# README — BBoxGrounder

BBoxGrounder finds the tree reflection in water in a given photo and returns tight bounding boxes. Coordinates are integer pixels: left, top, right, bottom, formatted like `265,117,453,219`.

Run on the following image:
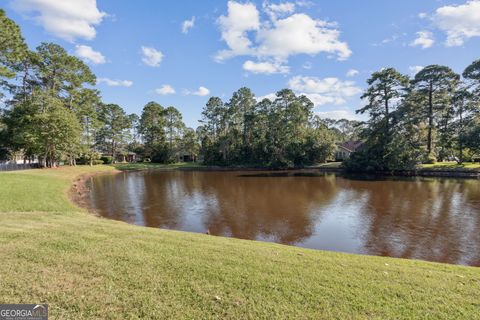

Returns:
88,171,480,266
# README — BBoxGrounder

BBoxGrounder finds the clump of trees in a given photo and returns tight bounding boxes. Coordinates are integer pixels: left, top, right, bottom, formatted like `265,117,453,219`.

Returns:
138,102,198,163
197,88,337,167
345,63,480,172
0,9,197,167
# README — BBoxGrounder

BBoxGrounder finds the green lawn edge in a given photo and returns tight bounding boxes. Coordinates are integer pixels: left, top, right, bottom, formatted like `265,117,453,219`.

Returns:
0,165,479,319
419,162,480,171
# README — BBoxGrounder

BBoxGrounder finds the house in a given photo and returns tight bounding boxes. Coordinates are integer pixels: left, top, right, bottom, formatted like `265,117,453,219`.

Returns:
335,141,364,161
102,152,138,163
2,151,39,165
180,154,198,162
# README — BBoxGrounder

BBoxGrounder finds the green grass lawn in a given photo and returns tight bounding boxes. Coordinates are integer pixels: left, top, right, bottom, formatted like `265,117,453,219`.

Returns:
420,162,480,171
0,165,479,319
311,162,343,169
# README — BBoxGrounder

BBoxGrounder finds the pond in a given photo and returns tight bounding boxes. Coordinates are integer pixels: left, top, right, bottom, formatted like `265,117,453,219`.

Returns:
87,170,480,266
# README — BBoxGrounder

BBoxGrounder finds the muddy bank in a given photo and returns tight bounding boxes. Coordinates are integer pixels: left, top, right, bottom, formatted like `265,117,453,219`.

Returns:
69,169,121,214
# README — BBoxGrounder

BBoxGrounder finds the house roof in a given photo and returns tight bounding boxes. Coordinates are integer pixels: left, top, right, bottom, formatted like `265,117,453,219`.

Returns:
339,141,364,152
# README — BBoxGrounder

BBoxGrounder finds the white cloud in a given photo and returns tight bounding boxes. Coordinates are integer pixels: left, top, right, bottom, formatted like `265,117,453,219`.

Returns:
215,1,260,62
346,69,359,77
243,60,289,74
75,45,106,64
302,94,346,106
256,92,277,101
155,85,176,95
409,65,424,76
184,86,210,96
11,0,106,41
182,16,195,34
289,76,361,96
374,33,406,46
215,1,351,67
141,46,163,67
263,2,296,20
410,31,435,49
302,61,312,69
316,109,359,120
418,12,428,19
256,13,351,61
98,78,133,87
255,92,346,106
288,75,362,107
432,0,480,46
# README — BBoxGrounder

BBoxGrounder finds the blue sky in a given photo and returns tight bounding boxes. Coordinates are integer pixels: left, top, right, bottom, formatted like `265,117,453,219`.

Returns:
3,0,480,127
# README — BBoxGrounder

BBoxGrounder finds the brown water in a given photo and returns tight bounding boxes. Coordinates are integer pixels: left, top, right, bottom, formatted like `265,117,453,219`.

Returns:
87,170,480,266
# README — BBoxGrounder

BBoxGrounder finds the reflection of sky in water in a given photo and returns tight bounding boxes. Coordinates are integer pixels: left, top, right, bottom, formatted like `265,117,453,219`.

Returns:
297,190,370,254
88,171,480,266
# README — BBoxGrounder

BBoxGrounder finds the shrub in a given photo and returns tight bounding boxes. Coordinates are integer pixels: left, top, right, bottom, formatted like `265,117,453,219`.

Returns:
422,154,437,164
75,157,87,165
151,146,172,163
92,160,104,165
100,156,113,164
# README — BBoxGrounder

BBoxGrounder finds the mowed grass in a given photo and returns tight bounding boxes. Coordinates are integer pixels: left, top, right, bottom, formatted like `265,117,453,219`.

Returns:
420,162,480,171
313,162,342,169
0,166,479,319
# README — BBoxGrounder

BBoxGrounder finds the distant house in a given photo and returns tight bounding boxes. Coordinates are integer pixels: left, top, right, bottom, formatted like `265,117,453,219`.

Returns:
180,154,197,162
335,141,364,161
3,152,39,165
103,152,138,163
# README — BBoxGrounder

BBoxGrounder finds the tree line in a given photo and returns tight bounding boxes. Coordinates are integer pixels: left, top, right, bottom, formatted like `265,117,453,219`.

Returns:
344,63,480,172
2,9,478,170
0,9,346,168
0,9,198,167
198,87,346,167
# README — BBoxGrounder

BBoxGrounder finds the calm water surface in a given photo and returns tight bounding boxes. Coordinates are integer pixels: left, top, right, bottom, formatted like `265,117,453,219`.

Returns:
87,170,480,266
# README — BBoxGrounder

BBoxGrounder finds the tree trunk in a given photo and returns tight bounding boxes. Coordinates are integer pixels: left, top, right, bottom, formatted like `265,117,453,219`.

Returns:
427,82,434,155
458,105,464,164
384,88,390,137
111,140,116,164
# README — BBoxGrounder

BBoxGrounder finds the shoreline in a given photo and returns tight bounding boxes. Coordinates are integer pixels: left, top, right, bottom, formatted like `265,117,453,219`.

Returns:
128,163,480,178
69,168,122,215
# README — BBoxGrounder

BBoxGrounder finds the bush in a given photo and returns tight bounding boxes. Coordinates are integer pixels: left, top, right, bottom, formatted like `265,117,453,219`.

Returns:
343,134,419,172
75,157,87,165
92,160,104,165
151,146,172,163
100,156,113,164
422,154,437,164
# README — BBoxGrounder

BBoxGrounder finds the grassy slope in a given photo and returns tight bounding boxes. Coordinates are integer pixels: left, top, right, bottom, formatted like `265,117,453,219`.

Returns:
0,166,479,319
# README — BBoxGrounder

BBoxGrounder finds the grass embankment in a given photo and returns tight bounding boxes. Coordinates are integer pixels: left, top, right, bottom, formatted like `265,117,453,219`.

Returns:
0,165,479,319
420,162,480,171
